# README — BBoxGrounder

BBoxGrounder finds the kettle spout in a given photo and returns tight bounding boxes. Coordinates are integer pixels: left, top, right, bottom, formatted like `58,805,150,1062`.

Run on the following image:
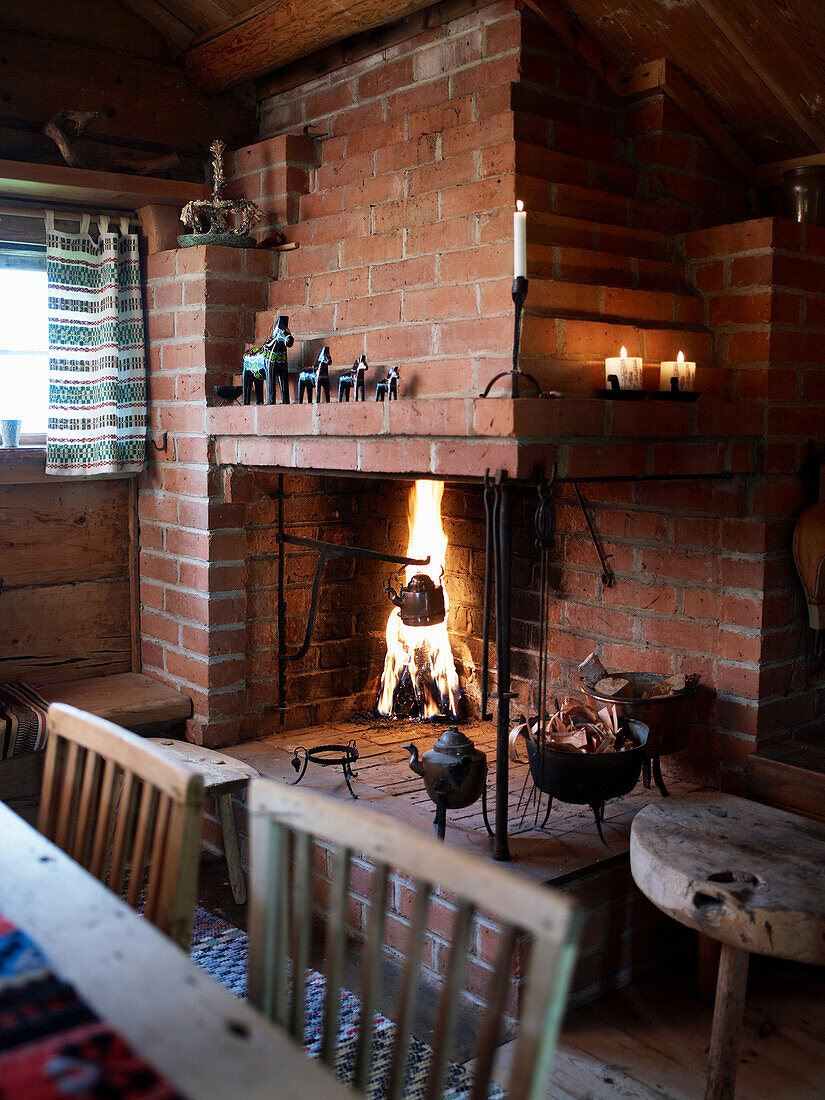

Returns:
403,742,424,776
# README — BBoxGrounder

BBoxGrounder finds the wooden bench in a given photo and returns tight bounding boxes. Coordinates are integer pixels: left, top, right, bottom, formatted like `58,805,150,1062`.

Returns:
0,673,192,815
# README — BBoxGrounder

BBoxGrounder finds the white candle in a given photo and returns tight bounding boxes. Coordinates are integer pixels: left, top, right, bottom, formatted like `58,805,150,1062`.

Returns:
604,345,643,390
513,200,527,278
659,350,696,391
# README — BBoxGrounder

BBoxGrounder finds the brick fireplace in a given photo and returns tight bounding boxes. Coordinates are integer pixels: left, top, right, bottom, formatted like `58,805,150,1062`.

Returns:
138,0,823,799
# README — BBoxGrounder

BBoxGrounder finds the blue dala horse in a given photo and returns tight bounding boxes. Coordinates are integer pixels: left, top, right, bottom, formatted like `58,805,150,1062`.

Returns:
243,315,293,404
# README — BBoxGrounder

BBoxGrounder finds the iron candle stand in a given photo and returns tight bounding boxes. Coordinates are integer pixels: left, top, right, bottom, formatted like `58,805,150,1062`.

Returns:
511,275,528,397
480,276,541,399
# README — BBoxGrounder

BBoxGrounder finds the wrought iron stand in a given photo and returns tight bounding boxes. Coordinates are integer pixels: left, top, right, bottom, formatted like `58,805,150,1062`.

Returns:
291,740,360,798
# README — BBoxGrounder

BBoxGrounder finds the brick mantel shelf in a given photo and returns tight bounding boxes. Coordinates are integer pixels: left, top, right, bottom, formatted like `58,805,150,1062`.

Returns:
206,396,757,485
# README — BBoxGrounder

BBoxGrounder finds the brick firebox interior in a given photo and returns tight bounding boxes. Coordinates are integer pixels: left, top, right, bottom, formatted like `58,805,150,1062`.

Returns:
141,0,823,797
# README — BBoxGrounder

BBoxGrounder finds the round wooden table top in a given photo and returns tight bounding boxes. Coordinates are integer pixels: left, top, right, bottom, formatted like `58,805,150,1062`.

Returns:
630,792,825,964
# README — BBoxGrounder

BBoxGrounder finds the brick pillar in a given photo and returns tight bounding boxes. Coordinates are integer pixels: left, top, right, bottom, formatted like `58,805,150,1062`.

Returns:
685,217,822,778
141,245,275,746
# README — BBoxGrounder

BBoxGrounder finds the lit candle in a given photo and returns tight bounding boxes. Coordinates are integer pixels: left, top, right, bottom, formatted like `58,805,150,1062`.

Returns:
659,350,696,391
604,345,643,390
513,200,527,278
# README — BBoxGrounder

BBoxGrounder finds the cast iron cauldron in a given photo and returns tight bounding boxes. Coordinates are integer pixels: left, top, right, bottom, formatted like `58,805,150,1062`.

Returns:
385,570,446,627
581,672,697,759
526,719,649,841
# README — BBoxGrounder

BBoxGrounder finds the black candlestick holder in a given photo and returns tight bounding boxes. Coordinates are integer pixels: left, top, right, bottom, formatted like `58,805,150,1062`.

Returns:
480,276,542,399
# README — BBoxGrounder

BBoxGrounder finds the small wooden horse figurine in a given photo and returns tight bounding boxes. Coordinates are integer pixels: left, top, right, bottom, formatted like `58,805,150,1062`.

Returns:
243,315,293,405
298,346,331,403
338,355,368,402
375,365,400,401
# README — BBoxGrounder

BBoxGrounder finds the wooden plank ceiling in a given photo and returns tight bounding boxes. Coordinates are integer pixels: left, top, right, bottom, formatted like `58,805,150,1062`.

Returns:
125,0,825,164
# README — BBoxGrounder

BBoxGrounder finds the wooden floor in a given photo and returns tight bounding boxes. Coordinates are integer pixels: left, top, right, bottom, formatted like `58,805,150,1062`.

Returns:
542,955,825,1099
200,853,825,1100
223,719,825,1096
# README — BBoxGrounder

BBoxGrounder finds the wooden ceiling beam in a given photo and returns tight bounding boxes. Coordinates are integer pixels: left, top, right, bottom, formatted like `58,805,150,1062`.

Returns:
183,0,443,92
694,0,825,152
117,0,196,52
522,0,623,95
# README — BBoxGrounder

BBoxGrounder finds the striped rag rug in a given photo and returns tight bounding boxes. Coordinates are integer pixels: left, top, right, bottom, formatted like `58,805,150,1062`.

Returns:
0,683,49,760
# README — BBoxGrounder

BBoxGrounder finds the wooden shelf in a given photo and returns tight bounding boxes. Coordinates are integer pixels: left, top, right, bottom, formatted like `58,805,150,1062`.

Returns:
0,159,207,211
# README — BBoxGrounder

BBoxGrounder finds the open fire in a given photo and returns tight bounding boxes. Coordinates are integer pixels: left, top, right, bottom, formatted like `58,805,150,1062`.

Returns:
376,480,460,719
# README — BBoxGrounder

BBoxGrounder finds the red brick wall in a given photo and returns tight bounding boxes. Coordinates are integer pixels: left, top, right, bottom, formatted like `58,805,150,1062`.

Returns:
685,218,825,761
140,246,275,746
245,0,522,397
137,2,823,781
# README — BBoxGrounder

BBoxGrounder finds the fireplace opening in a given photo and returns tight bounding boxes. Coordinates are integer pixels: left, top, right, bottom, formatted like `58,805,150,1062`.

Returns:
377,480,461,722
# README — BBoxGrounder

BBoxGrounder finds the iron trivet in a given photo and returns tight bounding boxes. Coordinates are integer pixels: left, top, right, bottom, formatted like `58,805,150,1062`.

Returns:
291,739,359,799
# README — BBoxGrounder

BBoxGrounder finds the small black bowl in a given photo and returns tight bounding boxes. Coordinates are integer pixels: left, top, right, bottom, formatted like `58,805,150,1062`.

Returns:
214,385,243,404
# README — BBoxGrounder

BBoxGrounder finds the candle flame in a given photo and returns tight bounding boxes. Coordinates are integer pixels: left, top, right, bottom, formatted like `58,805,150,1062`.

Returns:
620,346,628,358
677,350,685,362
516,199,524,212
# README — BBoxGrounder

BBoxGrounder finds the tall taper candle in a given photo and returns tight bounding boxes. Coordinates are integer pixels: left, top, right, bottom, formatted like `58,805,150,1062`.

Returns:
514,200,527,278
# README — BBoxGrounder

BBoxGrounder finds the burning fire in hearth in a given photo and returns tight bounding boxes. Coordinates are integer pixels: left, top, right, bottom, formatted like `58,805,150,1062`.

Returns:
377,480,460,719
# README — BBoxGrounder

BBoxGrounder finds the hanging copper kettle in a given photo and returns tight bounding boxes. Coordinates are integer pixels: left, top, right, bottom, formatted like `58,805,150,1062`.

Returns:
384,567,446,627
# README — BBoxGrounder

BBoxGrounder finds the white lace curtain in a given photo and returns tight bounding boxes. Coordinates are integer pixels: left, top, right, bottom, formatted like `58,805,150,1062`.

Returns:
45,211,146,476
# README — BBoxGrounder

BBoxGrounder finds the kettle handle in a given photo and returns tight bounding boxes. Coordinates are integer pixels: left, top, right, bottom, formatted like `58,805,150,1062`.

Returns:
384,568,403,607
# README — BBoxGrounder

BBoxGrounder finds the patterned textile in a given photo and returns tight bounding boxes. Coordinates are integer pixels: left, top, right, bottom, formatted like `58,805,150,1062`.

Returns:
0,912,184,1099
0,682,49,760
190,907,504,1099
45,211,146,476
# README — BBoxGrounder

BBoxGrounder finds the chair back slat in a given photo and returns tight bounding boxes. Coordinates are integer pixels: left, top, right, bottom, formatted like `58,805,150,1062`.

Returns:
469,925,517,1100
246,779,580,1099
289,830,312,1042
143,793,172,925
353,861,389,1092
39,704,204,949
505,935,579,1100
106,770,137,895
89,757,119,879
425,899,474,1100
54,740,81,849
321,844,352,1067
72,749,103,866
248,818,290,1022
387,879,430,1100
127,783,158,910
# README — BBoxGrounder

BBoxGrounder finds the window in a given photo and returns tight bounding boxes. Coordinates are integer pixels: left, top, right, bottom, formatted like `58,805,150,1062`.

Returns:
0,265,49,438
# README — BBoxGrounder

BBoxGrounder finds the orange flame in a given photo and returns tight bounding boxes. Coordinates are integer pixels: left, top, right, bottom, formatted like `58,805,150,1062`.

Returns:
377,480,460,718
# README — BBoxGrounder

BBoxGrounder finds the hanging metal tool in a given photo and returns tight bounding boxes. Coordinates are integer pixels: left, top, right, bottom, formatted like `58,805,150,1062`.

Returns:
572,481,615,587
525,469,557,832
273,503,429,717
480,470,516,860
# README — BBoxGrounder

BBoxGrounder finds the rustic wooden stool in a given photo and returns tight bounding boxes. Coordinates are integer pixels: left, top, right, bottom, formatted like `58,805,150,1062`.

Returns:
149,739,259,906
631,792,825,1100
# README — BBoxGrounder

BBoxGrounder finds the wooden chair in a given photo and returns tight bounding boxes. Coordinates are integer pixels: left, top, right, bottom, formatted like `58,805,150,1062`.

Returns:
246,778,581,1100
38,703,205,949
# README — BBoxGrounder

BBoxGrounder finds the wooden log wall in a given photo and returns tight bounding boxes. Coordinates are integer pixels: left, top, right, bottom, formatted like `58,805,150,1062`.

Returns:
0,0,255,181
0,480,133,685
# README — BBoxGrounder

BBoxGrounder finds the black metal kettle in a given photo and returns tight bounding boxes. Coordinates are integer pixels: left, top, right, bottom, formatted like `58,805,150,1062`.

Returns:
384,568,446,627
404,727,489,839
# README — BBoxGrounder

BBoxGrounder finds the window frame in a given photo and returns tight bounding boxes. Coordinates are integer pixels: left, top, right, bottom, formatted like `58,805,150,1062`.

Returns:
0,245,49,446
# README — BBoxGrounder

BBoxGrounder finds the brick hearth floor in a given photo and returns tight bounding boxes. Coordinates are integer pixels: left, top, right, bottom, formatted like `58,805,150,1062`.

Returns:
224,715,702,882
